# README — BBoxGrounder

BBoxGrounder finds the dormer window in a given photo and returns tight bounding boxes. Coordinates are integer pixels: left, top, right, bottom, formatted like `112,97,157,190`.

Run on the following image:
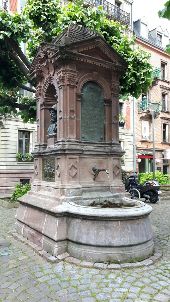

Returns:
157,33,162,46
115,0,121,8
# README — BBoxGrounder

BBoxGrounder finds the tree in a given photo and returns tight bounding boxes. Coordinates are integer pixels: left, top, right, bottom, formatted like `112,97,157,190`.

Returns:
158,0,170,54
0,0,153,122
158,0,170,20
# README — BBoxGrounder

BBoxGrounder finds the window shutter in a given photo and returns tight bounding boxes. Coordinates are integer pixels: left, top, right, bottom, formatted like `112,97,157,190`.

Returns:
142,121,149,139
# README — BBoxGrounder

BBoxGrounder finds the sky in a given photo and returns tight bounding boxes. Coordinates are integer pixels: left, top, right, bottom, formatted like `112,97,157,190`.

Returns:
133,0,170,32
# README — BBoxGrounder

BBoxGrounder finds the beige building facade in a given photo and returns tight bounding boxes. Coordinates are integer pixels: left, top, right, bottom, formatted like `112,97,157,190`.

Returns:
0,118,36,197
135,36,170,174
119,20,170,175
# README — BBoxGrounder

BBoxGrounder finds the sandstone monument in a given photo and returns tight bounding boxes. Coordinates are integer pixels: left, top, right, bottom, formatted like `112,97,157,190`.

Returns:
16,24,154,263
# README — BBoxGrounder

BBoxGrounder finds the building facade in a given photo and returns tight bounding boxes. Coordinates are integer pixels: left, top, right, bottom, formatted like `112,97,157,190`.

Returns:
0,118,36,197
0,0,36,197
119,20,170,175
131,20,170,174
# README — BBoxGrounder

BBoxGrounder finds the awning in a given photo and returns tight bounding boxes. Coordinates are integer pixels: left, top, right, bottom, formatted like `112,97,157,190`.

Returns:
138,155,153,159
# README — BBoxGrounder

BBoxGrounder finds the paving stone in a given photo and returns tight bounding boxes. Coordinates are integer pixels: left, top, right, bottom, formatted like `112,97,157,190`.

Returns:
81,298,96,302
0,239,11,247
154,293,170,301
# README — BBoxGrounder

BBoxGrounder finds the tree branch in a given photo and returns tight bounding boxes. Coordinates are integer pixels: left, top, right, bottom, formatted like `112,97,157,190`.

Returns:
17,83,36,93
5,36,31,68
9,51,31,82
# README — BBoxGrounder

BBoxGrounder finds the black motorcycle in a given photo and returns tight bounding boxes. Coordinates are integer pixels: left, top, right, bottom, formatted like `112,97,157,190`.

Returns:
125,174,160,203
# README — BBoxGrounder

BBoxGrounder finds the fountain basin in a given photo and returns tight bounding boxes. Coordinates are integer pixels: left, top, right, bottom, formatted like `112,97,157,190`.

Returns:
16,199,154,263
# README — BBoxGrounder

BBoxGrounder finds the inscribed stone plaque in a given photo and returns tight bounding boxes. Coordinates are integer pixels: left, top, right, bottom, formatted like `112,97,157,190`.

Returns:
81,81,104,142
42,157,55,182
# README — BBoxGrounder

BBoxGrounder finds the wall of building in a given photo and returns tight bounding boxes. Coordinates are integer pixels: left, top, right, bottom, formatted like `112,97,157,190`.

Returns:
0,118,37,197
135,38,170,174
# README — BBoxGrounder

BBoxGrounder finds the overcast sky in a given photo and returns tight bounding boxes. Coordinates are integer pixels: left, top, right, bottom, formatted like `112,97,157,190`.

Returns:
133,0,170,32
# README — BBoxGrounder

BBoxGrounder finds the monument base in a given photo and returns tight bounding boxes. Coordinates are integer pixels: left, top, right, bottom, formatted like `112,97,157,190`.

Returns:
16,198,154,263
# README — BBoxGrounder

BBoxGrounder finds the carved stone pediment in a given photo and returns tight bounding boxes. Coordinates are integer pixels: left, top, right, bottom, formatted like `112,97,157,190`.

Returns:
68,38,125,67
30,24,127,78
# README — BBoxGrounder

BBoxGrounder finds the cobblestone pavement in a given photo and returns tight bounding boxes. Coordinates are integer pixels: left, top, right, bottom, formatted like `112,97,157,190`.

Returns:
0,198,170,302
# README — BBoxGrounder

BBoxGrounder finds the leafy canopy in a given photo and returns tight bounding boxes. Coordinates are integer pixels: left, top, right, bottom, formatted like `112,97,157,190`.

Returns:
159,0,170,54
158,0,170,20
0,0,153,121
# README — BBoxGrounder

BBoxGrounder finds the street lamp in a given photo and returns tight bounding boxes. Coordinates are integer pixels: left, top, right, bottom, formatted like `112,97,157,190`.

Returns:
148,102,161,179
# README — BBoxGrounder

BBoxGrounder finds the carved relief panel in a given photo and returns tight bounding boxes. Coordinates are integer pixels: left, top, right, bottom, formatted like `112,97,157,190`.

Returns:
81,81,104,142
42,157,55,182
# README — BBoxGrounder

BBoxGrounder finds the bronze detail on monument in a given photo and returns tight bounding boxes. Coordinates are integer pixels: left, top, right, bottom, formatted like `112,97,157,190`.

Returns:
47,104,57,136
42,157,55,181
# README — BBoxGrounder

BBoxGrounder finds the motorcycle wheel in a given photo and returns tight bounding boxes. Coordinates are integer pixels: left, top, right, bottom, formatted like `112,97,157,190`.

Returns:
129,188,140,199
149,191,159,203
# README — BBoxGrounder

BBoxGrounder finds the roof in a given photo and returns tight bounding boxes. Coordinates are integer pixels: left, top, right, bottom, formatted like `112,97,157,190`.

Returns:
52,23,100,47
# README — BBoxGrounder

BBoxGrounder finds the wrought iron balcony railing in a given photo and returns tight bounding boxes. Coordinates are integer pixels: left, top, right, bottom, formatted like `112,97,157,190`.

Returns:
138,97,149,112
62,0,130,26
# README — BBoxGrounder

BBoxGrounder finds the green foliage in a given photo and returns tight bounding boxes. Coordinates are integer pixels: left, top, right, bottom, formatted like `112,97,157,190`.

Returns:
0,85,36,122
25,0,152,97
16,152,33,162
0,42,25,88
158,0,170,20
11,183,31,202
0,9,30,41
0,0,153,121
138,172,170,185
166,44,170,54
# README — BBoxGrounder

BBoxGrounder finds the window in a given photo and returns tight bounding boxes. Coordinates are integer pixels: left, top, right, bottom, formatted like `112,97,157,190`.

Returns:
141,120,150,140
162,93,168,112
162,124,169,142
115,0,121,20
20,179,30,185
157,33,162,46
161,62,167,81
18,130,31,155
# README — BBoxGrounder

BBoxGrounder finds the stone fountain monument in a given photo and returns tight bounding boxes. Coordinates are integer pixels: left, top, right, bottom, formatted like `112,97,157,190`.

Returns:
16,24,154,263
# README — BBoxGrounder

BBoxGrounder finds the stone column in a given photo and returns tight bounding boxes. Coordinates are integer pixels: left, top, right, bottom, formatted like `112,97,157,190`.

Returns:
57,68,77,140
111,82,120,143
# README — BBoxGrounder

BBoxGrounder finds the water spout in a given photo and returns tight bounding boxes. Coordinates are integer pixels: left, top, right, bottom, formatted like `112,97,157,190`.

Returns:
92,167,109,180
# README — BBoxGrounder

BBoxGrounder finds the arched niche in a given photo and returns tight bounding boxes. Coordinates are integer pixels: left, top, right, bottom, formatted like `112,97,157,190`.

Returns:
81,81,104,142
41,83,58,144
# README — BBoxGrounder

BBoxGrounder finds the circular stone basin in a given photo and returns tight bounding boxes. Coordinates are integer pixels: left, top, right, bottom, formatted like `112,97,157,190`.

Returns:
64,201,154,263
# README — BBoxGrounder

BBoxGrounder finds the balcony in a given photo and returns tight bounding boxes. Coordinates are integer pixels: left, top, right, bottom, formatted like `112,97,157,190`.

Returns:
62,0,131,26
138,97,149,113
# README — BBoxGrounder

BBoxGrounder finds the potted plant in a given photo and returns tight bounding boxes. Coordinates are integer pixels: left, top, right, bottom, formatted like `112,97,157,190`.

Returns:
16,152,33,162
16,152,23,162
